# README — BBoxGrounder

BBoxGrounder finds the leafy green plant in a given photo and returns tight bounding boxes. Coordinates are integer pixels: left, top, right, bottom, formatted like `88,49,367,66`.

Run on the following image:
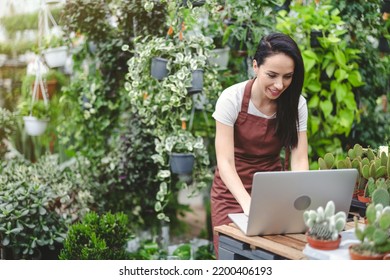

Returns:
0,154,94,259
332,0,390,149
17,100,50,120
59,211,133,260
276,1,364,160
221,0,278,57
123,2,221,223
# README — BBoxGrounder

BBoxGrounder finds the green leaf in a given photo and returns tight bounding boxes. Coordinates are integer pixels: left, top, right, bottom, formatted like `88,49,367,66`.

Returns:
325,63,336,77
308,95,319,108
319,100,333,116
335,83,347,102
348,70,364,87
334,49,346,66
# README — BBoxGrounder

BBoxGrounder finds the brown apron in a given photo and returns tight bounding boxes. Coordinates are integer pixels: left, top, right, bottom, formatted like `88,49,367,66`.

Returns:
211,78,289,257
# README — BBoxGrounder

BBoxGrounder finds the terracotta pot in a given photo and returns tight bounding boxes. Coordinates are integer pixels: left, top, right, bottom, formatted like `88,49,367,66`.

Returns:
32,80,57,100
349,244,387,260
357,194,371,203
353,189,364,199
306,233,341,250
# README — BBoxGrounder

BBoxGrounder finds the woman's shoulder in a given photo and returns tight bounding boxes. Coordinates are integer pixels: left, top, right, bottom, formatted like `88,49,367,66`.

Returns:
219,80,248,100
298,95,307,107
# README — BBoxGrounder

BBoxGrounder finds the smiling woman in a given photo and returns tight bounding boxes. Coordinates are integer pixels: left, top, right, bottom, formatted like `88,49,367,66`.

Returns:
210,32,309,258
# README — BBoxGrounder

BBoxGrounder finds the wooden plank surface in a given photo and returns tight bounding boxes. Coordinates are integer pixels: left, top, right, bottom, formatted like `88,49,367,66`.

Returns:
214,221,358,260
214,224,306,260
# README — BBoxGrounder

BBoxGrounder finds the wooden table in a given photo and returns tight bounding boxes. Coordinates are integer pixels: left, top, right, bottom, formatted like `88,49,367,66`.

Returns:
214,221,356,260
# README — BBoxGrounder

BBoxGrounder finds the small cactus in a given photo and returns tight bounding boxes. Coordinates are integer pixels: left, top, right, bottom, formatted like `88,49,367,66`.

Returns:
303,201,346,241
354,204,390,254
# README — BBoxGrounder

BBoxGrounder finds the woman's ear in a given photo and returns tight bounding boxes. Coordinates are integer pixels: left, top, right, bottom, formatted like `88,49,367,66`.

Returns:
252,59,258,75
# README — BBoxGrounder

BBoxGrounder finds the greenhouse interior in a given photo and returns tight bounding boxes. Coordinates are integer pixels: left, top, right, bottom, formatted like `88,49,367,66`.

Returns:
0,0,389,260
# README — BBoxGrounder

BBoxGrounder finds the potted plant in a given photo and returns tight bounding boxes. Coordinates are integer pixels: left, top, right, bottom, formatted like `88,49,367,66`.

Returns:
165,129,203,175
202,10,230,70
318,144,390,203
41,34,69,68
349,203,390,260
123,1,221,223
303,200,347,250
18,100,50,136
151,56,169,80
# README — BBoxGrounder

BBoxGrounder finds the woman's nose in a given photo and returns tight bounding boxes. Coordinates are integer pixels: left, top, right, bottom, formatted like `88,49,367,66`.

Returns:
274,79,283,90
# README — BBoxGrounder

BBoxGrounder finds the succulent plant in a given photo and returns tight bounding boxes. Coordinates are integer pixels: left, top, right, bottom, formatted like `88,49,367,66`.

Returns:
353,204,390,255
303,201,347,241
318,144,390,200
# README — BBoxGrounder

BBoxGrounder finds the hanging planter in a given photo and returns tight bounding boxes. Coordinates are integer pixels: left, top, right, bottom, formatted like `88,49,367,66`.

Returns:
42,46,68,68
23,116,49,136
208,47,230,70
187,69,204,94
20,58,51,136
169,153,195,175
151,57,169,80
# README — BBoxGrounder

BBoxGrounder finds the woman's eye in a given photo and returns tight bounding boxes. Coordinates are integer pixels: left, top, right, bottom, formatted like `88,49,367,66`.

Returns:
267,74,276,78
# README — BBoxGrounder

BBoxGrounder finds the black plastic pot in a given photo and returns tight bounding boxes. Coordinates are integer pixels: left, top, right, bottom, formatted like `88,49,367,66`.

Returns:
378,36,390,53
151,57,169,80
169,153,195,175
310,30,323,48
187,69,204,95
182,0,205,7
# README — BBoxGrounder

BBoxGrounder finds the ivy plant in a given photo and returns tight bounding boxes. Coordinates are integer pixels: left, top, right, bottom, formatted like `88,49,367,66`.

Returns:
123,1,222,222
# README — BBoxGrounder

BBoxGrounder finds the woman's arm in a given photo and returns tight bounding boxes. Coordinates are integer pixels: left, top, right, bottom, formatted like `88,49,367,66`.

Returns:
290,130,309,170
215,121,251,215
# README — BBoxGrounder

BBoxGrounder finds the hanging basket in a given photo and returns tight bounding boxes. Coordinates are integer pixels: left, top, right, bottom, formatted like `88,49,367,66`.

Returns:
23,116,49,136
42,46,68,68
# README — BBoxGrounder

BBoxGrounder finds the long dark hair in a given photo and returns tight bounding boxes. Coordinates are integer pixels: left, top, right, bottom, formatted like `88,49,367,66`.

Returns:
253,32,304,148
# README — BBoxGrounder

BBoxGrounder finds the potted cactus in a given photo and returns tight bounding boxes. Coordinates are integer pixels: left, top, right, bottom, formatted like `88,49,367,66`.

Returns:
349,203,390,260
303,201,347,250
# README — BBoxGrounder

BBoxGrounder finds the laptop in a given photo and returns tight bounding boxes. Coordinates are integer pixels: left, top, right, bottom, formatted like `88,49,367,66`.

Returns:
228,169,358,236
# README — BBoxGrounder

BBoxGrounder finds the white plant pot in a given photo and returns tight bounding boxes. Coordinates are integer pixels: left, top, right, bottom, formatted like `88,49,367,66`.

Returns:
208,47,230,70
23,116,49,136
42,46,68,68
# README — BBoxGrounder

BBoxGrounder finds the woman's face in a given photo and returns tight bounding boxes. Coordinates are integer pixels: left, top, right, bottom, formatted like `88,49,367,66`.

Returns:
253,53,295,100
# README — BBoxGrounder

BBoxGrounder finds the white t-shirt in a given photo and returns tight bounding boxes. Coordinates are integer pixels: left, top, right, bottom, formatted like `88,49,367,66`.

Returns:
212,80,307,131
